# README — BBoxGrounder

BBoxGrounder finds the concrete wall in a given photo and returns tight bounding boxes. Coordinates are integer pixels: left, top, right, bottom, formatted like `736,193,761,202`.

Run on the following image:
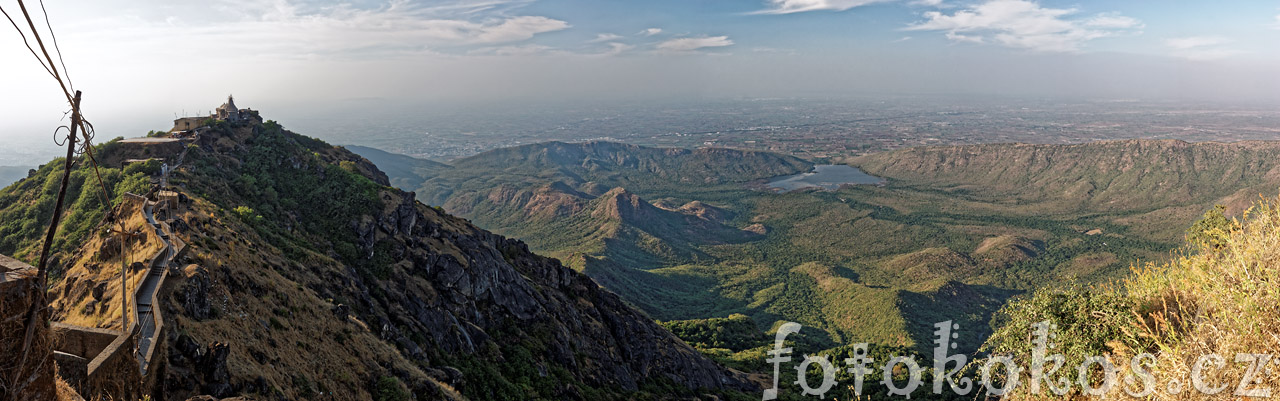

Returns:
171,117,207,132
53,351,89,392
81,331,143,401
50,322,120,393
50,321,142,400
51,323,119,359
42,195,180,400
140,269,168,365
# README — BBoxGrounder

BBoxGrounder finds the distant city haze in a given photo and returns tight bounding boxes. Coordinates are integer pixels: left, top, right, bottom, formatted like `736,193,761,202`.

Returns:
2,0,1279,165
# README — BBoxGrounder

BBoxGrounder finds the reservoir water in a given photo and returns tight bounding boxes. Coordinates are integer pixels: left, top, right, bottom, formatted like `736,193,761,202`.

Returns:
767,164,884,193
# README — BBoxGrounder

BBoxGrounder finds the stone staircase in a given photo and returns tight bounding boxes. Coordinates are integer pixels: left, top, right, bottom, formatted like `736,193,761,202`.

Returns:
45,143,191,399
132,200,173,375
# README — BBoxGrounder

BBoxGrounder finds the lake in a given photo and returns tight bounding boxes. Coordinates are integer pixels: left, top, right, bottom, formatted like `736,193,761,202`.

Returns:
766,164,884,193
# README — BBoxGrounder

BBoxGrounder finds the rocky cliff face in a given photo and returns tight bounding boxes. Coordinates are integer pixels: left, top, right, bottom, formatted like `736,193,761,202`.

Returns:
13,117,758,400
150,118,754,399
345,190,750,394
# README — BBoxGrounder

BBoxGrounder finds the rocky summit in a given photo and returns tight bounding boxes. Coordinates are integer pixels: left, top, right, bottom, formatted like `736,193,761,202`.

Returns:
3,114,754,400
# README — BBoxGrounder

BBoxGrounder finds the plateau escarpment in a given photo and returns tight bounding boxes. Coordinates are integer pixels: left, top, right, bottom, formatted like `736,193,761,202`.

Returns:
849,139,1280,217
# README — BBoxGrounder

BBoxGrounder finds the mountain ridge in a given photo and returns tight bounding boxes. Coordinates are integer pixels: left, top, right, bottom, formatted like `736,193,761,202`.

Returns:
6,117,757,400
343,137,1276,397
848,139,1280,214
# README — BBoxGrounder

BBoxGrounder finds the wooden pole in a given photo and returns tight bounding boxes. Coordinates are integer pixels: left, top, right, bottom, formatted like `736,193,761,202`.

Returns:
12,90,80,395
35,91,78,281
34,90,79,292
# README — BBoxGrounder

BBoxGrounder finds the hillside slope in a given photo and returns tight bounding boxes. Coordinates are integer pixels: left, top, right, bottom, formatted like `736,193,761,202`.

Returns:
452,141,811,184
407,140,813,207
344,138,1280,400
849,139,1280,215
343,145,450,192
9,117,754,400
353,139,1185,351
982,195,1280,400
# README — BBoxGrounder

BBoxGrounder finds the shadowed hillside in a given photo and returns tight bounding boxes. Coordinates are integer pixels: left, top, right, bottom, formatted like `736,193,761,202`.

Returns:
408,141,813,206
342,145,450,192
348,137,1280,400
352,139,1214,359
5,117,759,400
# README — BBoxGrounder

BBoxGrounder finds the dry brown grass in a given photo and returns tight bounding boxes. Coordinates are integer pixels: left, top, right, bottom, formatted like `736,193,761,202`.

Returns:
1002,194,1280,400
55,374,86,401
42,192,464,400
151,197,458,400
51,196,162,330
1111,195,1280,400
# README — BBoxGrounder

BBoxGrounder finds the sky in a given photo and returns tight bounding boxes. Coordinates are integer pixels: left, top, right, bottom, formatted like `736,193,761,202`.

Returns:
2,0,1279,161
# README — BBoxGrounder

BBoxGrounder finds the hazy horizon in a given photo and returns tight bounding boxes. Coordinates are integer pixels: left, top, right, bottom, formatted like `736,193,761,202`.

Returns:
3,0,1280,164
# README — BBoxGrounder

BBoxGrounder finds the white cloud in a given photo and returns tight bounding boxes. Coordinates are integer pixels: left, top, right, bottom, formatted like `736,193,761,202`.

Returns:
472,41,635,58
467,44,557,57
655,36,734,52
905,0,1140,52
1164,36,1241,61
1171,48,1243,61
588,33,624,43
466,16,571,43
639,28,663,36
945,31,983,43
753,0,888,14
910,0,946,7
750,47,797,55
1164,36,1229,50
63,0,570,61
1084,13,1142,29
1272,13,1280,29
595,42,634,57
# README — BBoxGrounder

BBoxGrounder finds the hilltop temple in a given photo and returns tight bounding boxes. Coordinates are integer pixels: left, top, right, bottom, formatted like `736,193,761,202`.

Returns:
215,95,244,123
171,95,256,132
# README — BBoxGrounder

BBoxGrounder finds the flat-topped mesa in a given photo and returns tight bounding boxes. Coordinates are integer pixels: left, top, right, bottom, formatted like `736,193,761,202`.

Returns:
850,139,1280,213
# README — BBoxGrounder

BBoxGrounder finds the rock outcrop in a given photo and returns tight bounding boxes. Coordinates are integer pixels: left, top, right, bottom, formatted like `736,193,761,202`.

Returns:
147,117,754,399
178,266,212,321
344,189,752,393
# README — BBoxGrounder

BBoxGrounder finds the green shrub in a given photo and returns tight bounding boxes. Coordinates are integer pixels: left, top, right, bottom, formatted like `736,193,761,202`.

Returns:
1185,204,1239,251
0,151,152,267
980,284,1145,392
659,313,762,351
123,159,163,176
232,205,263,225
373,376,409,401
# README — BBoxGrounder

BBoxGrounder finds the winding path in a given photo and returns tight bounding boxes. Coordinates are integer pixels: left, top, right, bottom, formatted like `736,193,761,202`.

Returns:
132,151,184,375
133,201,170,373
